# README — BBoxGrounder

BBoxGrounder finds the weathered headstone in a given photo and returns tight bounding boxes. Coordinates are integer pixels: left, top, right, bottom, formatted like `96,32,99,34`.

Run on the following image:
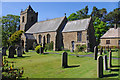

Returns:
103,55,108,70
97,56,103,78
62,52,68,68
109,50,112,68
8,46,15,58
100,47,103,55
94,46,98,60
17,46,23,57
2,47,7,56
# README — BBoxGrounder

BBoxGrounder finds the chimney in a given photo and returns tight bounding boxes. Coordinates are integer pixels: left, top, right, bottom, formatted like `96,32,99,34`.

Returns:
114,24,117,29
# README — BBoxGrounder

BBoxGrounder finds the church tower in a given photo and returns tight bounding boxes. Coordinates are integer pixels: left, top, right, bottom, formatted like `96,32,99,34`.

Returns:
20,5,38,32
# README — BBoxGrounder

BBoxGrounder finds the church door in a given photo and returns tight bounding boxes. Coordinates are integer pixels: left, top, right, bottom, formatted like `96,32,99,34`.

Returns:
71,41,74,51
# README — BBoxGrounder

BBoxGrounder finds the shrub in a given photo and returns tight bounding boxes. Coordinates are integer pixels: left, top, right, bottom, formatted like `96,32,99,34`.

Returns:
97,45,101,49
8,30,24,45
45,41,53,51
2,57,24,79
75,44,86,52
35,45,42,53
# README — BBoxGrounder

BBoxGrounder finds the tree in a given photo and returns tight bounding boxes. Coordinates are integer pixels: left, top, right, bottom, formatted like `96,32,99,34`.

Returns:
104,8,120,27
2,14,20,47
91,6,107,21
68,13,79,21
68,6,90,21
8,30,24,45
93,17,109,44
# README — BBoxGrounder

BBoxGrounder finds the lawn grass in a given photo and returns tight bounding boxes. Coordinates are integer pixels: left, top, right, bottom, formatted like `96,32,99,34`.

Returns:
3,51,120,78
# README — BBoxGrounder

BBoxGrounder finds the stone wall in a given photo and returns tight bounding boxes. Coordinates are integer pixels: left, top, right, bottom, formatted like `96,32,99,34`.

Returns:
34,32,57,50
63,30,87,50
100,38,120,48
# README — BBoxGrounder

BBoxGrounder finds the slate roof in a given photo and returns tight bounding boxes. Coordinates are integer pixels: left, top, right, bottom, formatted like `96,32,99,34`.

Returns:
62,17,91,32
101,28,120,39
26,16,66,33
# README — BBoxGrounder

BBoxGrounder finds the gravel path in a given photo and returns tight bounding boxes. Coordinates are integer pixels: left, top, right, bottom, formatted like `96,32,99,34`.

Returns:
44,52,120,60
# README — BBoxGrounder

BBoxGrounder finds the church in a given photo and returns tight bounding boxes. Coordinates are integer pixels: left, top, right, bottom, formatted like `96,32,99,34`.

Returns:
20,5,96,52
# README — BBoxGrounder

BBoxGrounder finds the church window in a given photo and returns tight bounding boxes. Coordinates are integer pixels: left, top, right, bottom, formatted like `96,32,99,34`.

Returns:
118,40,120,46
39,35,41,43
47,34,50,43
77,32,82,42
106,40,110,44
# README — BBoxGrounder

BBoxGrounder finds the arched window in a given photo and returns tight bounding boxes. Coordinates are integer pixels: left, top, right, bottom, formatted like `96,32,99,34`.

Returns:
22,16,24,22
47,34,50,43
39,35,41,43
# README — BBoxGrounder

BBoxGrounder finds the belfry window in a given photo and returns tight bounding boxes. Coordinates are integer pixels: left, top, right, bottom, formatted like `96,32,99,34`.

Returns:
22,16,24,22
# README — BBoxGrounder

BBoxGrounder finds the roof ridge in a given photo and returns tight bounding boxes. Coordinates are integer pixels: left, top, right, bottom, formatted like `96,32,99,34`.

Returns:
37,16,65,23
68,17,91,22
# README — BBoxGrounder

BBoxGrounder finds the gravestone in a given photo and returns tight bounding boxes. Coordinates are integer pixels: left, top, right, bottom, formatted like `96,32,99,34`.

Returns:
8,46,15,58
97,56,103,78
103,55,108,70
62,52,68,68
2,47,7,56
100,47,103,55
109,50,112,68
17,46,23,57
94,46,98,60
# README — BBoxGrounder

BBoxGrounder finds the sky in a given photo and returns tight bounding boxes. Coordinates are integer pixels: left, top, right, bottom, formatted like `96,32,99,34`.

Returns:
2,2,119,21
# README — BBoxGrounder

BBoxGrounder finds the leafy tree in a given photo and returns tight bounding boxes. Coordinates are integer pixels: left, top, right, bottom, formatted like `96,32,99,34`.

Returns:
104,8,120,27
68,13,79,21
91,6,107,21
93,17,109,44
8,30,24,45
2,14,20,47
68,6,90,21
76,6,90,19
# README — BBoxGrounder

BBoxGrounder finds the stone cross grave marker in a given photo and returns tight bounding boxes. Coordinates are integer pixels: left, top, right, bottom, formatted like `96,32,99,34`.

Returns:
8,46,15,58
97,56,103,78
2,47,7,56
94,46,98,60
103,55,108,70
62,52,68,68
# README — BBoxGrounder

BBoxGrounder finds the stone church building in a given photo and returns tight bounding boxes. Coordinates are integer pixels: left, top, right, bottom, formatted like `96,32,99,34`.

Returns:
20,5,96,52
100,25,120,48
